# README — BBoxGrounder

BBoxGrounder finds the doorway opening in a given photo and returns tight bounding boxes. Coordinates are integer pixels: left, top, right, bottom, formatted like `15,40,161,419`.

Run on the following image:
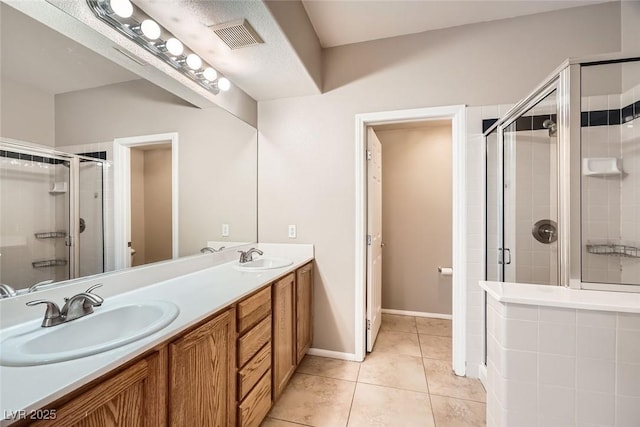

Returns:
130,143,173,266
113,133,179,270
355,105,467,376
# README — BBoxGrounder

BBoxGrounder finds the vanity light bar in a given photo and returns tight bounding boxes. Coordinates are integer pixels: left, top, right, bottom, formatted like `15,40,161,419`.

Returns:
86,0,231,95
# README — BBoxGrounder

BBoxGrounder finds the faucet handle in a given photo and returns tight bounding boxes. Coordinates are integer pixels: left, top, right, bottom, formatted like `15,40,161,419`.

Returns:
26,299,62,319
83,284,104,306
85,283,103,294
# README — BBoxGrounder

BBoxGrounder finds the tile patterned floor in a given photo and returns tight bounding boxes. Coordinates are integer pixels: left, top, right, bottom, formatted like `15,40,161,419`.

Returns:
263,313,486,427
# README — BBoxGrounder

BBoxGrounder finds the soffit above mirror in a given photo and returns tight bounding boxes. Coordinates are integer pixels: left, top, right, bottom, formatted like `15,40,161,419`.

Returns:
1,3,140,95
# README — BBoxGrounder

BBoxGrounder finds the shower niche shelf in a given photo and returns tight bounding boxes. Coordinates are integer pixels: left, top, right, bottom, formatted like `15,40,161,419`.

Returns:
582,158,622,176
586,244,639,258
34,231,67,239
32,259,68,268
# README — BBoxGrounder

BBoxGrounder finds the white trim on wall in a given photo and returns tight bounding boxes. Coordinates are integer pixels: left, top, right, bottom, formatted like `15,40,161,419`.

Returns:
381,308,453,320
113,132,179,270
354,105,467,376
307,348,359,361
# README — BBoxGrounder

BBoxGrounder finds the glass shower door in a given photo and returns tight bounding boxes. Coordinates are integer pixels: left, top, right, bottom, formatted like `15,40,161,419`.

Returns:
0,148,71,289
78,158,105,277
502,89,559,285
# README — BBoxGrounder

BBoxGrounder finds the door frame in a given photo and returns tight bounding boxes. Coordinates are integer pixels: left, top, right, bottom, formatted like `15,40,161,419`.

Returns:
354,105,467,376
113,132,179,270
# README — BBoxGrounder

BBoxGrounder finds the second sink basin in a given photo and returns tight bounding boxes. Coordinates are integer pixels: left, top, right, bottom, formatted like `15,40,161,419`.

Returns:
235,257,293,271
0,301,179,367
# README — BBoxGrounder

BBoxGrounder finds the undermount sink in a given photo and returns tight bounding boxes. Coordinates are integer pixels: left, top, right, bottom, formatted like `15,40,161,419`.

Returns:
0,301,179,367
234,257,293,271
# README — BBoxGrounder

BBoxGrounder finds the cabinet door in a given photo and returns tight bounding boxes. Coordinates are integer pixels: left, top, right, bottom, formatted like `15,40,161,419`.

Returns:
169,308,236,427
296,263,314,364
272,273,296,400
31,351,167,427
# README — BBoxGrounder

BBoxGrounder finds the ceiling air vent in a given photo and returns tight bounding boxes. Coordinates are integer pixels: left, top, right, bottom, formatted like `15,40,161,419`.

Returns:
209,19,264,50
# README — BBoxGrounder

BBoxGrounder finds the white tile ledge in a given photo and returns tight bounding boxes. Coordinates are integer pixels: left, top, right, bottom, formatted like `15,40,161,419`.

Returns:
480,281,640,313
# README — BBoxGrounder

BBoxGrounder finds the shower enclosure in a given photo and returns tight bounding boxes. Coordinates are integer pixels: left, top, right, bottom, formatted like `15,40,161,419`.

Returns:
485,56,640,291
0,139,105,291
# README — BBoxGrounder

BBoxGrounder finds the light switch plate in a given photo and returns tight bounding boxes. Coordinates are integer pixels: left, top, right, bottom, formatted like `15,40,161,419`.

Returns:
288,224,297,239
222,224,230,237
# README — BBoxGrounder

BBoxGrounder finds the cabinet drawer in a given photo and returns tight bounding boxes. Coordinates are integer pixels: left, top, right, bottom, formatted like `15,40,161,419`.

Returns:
238,370,271,427
237,287,271,335
238,343,271,400
238,315,271,367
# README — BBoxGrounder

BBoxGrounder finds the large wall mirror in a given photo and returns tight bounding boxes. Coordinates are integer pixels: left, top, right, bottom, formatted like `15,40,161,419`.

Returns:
0,1,257,294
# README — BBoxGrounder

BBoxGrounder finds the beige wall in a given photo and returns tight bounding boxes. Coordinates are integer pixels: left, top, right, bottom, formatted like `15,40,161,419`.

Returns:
130,147,172,266
55,79,257,257
376,125,452,315
0,77,55,146
622,1,640,55
143,148,172,264
130,149,146,266
258,3,622,355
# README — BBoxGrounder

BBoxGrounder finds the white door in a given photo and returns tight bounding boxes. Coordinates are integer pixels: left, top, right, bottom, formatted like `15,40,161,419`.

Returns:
366,128,383,352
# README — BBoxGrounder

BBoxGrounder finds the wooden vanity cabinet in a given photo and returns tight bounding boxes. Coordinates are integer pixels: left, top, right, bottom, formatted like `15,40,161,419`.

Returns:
169,308,236,427
30,349,167,427
235,286,272,427
272,273,297,401
25,262,314,427
295,262,314,364
272,263,314,401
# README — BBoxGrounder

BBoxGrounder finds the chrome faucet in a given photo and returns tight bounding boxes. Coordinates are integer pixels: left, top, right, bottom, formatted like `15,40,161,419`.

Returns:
238,248,263,263
26,284,104,327
0,283,16,299
28,279,55,293
201,246,225,254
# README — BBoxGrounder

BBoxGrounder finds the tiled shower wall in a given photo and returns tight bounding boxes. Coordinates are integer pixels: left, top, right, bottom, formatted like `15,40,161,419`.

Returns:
0,157,69,288
582,79,640,286
619,81,640,285
512,127,558,286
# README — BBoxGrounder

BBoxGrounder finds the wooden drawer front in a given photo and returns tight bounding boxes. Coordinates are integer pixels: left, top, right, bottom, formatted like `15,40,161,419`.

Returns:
237,287,271,335
237,343,271,400
238,315,271,367
238,371,271,427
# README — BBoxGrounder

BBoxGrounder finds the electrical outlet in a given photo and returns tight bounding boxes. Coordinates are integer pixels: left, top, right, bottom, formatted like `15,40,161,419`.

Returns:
288,224,297,239
222,224,230,237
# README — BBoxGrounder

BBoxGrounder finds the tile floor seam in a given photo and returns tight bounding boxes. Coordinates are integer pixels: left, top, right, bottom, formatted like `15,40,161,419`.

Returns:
355,379,430,394
265,416,315,427
344,376,359,427
293,371,356,383
428,391,487,404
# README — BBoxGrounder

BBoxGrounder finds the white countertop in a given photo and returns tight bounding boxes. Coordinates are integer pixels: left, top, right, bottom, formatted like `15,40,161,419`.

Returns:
0,244,313,425
480,280,640,313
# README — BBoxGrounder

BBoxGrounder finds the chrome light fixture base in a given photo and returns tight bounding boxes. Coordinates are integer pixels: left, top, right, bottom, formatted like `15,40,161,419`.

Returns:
87,0,228,95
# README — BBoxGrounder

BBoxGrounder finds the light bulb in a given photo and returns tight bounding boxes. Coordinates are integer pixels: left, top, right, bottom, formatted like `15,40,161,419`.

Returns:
141,19,161,40
186,53,202,70
110,0,133,18
217,77,231,91
202,67,217,81
165,38,183,56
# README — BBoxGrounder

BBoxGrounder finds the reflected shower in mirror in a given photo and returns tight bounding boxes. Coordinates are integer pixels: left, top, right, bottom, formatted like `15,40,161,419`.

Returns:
0,3,257,295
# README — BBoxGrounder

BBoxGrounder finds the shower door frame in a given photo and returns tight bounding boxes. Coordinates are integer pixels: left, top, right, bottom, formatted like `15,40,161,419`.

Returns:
483,68,571,286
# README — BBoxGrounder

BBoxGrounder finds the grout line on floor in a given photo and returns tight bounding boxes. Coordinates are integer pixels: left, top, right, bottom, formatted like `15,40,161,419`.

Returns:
429,392,487,404
344,377,358,427
355,379,429,394
266,415,315,426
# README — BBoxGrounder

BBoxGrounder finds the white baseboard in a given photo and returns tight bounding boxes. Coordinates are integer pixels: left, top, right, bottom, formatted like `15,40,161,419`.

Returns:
382,308,452,320
478,363,487,387
307,348,360,362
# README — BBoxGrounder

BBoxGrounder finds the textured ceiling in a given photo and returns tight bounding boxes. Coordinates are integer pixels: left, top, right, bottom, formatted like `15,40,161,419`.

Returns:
0,3,139,95
134,0,322,101
302,0,613,48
